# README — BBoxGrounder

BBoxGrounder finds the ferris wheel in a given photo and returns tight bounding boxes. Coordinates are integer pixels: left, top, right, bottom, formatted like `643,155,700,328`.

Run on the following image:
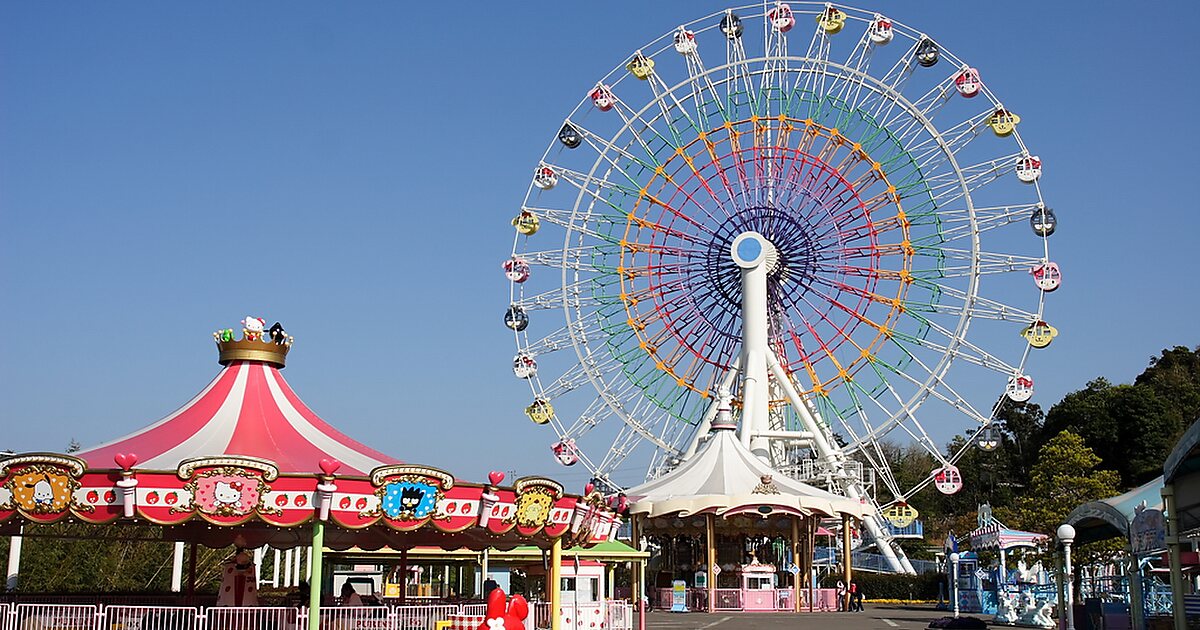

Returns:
503,2,1057,554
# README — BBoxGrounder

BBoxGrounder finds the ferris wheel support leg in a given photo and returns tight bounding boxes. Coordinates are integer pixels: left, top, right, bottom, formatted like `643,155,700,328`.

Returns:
764,350,915,575
683,365,741,461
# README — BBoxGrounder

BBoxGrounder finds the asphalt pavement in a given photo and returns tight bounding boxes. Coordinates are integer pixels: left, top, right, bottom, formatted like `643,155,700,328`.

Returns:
643,604,955,629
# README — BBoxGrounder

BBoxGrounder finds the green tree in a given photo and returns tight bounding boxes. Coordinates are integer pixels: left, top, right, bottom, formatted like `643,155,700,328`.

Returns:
1001,430,1120,536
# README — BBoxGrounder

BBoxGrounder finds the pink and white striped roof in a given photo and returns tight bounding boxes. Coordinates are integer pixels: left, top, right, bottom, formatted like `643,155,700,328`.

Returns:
76,361,397,476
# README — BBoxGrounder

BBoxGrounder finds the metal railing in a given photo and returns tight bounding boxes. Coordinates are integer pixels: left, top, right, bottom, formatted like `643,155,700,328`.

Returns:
0,600,634,630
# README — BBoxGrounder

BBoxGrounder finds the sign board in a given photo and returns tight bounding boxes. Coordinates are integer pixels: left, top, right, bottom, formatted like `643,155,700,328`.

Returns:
384,583,400,598
712,565,722,575
1130,508,1165,555
671,580,688,613
693,571,707,588
787,564,800,575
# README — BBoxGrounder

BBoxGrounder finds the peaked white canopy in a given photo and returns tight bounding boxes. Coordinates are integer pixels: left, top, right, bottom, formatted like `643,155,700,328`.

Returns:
625,424,869,520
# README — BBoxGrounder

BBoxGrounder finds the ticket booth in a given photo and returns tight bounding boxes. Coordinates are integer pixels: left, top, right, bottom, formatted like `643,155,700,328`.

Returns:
738,561,778,611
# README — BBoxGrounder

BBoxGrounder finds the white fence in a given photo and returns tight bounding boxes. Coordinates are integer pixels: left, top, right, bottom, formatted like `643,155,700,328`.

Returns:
0,600,632,630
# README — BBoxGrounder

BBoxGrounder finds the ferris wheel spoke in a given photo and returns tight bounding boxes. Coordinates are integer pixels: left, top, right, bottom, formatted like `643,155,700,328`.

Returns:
891,318,1019,376
518,245,618,274
907,283,1041,323
514,280,610,312
876,79,958,151
914,248,1046,278
919,156,1012,206
917,202,1041,244
679,45,730,127
523,206,624,243
643,73,704,148
760,13,790,120
901,111,994,173
519,320,604,359
548,162,642,198
723,21,759,120
853,40,921,123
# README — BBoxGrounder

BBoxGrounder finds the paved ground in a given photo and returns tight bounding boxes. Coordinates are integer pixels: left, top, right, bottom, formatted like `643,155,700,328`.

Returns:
642,604,953,629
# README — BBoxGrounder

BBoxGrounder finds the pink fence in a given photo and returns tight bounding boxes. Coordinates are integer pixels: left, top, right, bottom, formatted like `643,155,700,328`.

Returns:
0,600,633,629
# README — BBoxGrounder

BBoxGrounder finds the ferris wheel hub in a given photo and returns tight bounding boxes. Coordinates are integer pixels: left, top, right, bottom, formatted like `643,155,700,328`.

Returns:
730,231,780,272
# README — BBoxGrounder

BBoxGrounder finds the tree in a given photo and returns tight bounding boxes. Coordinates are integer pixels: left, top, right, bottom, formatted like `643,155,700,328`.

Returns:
1045,379,1178,487
1000,430,1120,536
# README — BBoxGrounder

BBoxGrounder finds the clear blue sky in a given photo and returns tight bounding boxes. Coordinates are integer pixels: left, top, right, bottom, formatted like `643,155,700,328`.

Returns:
3,1,1198,492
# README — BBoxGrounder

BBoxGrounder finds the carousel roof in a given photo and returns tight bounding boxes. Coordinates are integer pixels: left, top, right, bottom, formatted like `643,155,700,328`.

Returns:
75,355,395,476
625,417,869,520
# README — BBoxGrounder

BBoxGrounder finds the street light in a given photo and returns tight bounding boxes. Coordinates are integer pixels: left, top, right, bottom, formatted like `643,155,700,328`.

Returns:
1056,524,1076,630
949,552,960,618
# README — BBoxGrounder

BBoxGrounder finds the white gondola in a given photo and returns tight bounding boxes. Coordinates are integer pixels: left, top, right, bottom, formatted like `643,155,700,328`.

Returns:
1016,155,1042,183
673,27,697,54
868,15,894,44
532,166,558,190
512,353,538,379
1006,374,1034,402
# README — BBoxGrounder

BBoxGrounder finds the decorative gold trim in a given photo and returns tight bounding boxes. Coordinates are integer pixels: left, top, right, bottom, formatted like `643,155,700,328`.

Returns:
369,465,454,489
0,453,86,478
514,476,564,498
177,456,279,481
216,339,290,368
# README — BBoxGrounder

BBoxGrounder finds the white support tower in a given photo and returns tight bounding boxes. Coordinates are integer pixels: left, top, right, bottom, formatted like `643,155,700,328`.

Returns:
710,231,914,574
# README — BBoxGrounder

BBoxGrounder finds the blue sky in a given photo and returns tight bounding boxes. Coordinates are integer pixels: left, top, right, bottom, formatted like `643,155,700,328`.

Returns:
3,1,1198,492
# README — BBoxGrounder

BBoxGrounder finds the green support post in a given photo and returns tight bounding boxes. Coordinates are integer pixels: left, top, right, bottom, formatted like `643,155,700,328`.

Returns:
307,520,325,630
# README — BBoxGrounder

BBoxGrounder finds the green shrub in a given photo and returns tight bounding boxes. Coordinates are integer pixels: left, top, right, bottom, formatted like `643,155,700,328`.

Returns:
820,571,943,600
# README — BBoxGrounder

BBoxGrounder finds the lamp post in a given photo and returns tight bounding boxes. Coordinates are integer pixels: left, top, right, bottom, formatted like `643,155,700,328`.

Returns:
949,552,960,618
1056,524,1076,630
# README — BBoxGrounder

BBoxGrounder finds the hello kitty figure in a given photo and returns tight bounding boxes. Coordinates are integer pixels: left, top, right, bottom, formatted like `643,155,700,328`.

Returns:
242,316,266,341
214,481,243,508
476,588,528,630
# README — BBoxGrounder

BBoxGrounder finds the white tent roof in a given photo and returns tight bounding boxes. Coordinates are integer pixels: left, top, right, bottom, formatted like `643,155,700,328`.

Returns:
625,424,869,520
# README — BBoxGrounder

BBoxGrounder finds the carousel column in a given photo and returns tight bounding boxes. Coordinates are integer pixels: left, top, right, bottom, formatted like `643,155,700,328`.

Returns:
254,547,264,587
841,515,852,612
706,513,716,613
187,543,198,598
272,548,281,588
307,520,326,630
283,549,293,588
550,536,563,630
170,541,185,592
399,549,408,606
791,517,801,613
806,518,816,612
631,514,645,630
6,528,22,590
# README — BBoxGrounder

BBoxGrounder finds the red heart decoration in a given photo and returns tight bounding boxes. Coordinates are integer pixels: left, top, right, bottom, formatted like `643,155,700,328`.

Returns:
113,453,138,471
584,482,595,495
488,471,505,486
319,458,342,476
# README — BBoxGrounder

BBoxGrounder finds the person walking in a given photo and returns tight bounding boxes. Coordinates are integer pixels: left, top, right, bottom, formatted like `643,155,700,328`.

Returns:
836,579,847,611
850,581,864,612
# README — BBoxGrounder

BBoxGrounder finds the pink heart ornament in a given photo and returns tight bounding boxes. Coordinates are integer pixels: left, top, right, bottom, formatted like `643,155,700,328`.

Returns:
319,458,342,476
114,453,138,471
488,471,505,486
584,482,595,495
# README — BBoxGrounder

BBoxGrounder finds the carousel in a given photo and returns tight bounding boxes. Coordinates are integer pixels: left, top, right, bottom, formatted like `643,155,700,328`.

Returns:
624,394,869,614
0,318,620,630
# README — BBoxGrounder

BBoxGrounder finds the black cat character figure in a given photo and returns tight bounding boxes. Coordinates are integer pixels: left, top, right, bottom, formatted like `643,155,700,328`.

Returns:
268,322,287,345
